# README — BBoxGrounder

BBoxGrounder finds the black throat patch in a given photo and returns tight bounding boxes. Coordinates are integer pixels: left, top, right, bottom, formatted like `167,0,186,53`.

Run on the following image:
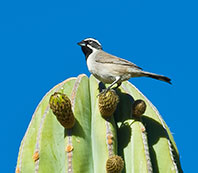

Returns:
81,46,93,60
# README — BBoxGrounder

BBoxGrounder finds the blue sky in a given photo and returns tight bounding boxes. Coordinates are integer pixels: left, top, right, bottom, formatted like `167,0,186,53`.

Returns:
1,0,197,172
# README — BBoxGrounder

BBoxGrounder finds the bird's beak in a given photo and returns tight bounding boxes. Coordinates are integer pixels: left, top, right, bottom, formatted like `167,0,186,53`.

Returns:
77,41,86,47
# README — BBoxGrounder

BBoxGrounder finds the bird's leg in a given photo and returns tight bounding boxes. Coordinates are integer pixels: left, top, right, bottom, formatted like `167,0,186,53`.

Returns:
113,82,122,89
98,77,121,96
106,76,121,91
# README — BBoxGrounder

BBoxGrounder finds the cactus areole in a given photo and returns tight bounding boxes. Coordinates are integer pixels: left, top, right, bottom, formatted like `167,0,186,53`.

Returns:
16,74,182,173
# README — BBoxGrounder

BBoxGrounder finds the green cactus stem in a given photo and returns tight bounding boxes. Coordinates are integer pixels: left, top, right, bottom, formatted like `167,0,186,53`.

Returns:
16,74,183,173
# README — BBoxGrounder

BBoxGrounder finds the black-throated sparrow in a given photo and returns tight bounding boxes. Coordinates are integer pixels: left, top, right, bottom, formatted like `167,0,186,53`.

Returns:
78,38,171,92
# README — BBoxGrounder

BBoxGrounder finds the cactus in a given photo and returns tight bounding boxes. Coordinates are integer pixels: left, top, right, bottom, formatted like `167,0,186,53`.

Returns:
16,74,182,173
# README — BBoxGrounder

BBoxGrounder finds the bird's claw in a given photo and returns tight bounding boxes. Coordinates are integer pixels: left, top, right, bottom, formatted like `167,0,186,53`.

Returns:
97,88,109,97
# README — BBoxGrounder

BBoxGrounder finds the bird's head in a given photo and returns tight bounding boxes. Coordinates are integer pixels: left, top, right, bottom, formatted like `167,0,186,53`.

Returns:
77,38,102,60
77,38,102,50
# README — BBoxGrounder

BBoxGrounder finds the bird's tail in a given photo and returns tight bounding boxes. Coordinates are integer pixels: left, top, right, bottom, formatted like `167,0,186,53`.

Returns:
142,71,172,84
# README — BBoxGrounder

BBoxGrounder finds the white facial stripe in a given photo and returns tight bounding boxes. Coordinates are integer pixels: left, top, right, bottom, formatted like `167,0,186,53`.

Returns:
84,38,101,46
87,44,98,52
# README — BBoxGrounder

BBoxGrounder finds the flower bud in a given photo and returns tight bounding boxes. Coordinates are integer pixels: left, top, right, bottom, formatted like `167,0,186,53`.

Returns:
98,90,119,118
106,155,124,173
49,92,75,128
132,99,146,117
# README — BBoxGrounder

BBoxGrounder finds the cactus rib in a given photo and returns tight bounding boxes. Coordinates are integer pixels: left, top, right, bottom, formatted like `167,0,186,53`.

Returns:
65,74,85,173
138,120,153,172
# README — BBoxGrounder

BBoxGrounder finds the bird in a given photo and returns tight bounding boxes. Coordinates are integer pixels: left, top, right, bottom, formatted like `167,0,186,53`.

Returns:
77,38,171,93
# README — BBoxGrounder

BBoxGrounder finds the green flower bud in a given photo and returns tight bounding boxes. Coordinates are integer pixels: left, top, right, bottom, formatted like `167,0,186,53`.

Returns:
98,90,119,118
132,99,146,117
49,92,75,128
106,155,124,173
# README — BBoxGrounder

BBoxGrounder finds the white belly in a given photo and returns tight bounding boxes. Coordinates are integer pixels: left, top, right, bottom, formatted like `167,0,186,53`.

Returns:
86,51,116,84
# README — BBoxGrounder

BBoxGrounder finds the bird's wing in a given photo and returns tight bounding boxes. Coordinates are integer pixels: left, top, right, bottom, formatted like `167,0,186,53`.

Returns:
95,51,142,70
